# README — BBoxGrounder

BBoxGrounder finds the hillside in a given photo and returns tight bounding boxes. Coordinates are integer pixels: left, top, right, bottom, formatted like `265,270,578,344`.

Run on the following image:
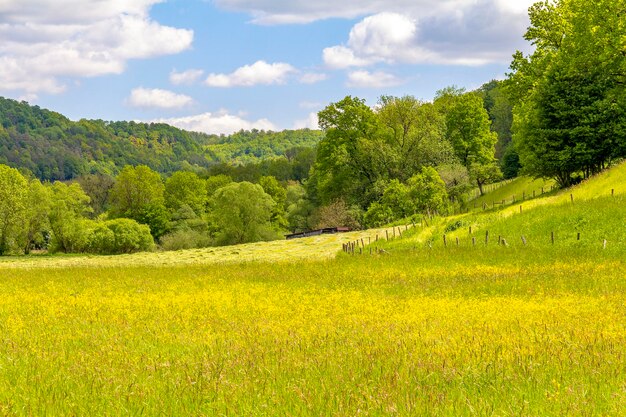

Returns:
0,97,322,180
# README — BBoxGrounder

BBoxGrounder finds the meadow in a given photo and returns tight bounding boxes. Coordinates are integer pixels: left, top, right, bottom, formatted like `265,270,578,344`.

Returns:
1,163,625,416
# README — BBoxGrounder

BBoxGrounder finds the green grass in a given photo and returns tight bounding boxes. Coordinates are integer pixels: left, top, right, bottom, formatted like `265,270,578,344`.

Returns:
469,176,556,211
0,162,625,415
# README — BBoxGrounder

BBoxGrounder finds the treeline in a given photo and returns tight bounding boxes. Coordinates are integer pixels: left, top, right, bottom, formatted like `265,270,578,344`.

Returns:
204,129,323,164
0,162,321,255
0,97,322,181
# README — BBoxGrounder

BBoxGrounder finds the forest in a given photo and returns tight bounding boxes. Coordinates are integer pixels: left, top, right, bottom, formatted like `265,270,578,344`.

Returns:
0,0,623,256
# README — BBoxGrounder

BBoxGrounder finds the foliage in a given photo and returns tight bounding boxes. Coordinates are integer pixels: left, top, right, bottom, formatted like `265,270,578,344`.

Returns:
204,129,323,165
407,166,450,216
47,182,92,253
209,182,279,245
19,180,52,254
76,174,115,216
0,165,28,254
259,176,288,228
508,0,626,187
437,91,500,194
0,97,321,181
312,199,362,230
164,171,207,215
109,165,169,238
88,218,154,254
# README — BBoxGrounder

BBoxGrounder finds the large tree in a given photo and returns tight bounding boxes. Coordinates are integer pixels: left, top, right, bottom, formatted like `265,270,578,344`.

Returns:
437,91,500,194
110,165,169,238
210,182,278,245
508,0,626,187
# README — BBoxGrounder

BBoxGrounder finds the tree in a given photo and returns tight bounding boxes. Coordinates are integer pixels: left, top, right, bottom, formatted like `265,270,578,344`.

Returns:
0,165,27,254
19,179,52,253
377,96,452,181
259,176,288,228
315,96,383,207
407,166,450,216
48,182,93,253
312,199,361,230
164,171,207,215
109,165,169,238
209,182,278,245
76,174,115,216
437,91,500,194
508,0,626,186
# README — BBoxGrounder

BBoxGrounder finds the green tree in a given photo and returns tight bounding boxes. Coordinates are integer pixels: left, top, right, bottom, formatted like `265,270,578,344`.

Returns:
110,165,169,238
209,182,278,245
0,165,28,254
315,96,383,207
259,176,288,229
508,0,626,186
407,167,450,216
164,171,207,215
437,91,500,194
19,179,52,253
48,182,93,253
377,96,452,181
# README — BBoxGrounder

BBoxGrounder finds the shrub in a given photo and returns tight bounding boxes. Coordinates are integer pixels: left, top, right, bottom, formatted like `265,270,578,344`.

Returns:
87,218,154,254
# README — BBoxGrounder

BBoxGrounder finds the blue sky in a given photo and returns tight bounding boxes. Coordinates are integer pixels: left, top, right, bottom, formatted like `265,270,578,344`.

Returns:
0,0,535,134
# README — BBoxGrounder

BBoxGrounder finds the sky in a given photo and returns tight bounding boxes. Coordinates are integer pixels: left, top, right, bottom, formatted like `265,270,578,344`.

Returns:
0,0,536,135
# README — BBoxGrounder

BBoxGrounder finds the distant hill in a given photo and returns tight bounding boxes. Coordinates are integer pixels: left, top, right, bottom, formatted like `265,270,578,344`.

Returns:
0,97,322,180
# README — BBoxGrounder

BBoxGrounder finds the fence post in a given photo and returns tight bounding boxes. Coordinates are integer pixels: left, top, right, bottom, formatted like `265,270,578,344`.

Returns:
551,231,555,245
521,236,527,246
485,230,489,245
443,234,447,247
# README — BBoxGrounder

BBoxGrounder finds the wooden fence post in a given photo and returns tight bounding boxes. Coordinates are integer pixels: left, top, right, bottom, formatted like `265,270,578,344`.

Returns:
551,231,555,245
485,230,489,245
443,234,447,247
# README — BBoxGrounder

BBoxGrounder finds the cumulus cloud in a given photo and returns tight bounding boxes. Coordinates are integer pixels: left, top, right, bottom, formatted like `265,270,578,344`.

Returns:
293,112,319,130
214,0,534,25
205,61,296,87
128,88,194,110
324,10,530,67
0,0,193,96
170,69,204,85
154,111,277,135
216,0,535,65
346,70,403,88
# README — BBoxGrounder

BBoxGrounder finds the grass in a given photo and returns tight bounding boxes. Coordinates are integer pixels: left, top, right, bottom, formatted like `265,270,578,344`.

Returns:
1,162,625,415
469,176,556,211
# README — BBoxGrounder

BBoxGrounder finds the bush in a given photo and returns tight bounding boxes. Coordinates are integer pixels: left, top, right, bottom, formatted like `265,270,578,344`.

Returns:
88,218,154,254
160,229,211,251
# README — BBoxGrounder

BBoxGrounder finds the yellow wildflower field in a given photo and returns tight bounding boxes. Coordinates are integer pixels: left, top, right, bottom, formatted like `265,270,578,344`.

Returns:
1,251,625,415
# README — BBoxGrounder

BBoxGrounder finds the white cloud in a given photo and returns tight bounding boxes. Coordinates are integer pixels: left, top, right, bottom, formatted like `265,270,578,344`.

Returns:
299,72,328,84
293,112,319,130
205,60,296,87
214,0,534,24
170,69,204,85
216,0,535,66
323,46,374,69
0,1,193,96
128,88,194,109
324,10,529,67
154,111,277,135
346,70,403,88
